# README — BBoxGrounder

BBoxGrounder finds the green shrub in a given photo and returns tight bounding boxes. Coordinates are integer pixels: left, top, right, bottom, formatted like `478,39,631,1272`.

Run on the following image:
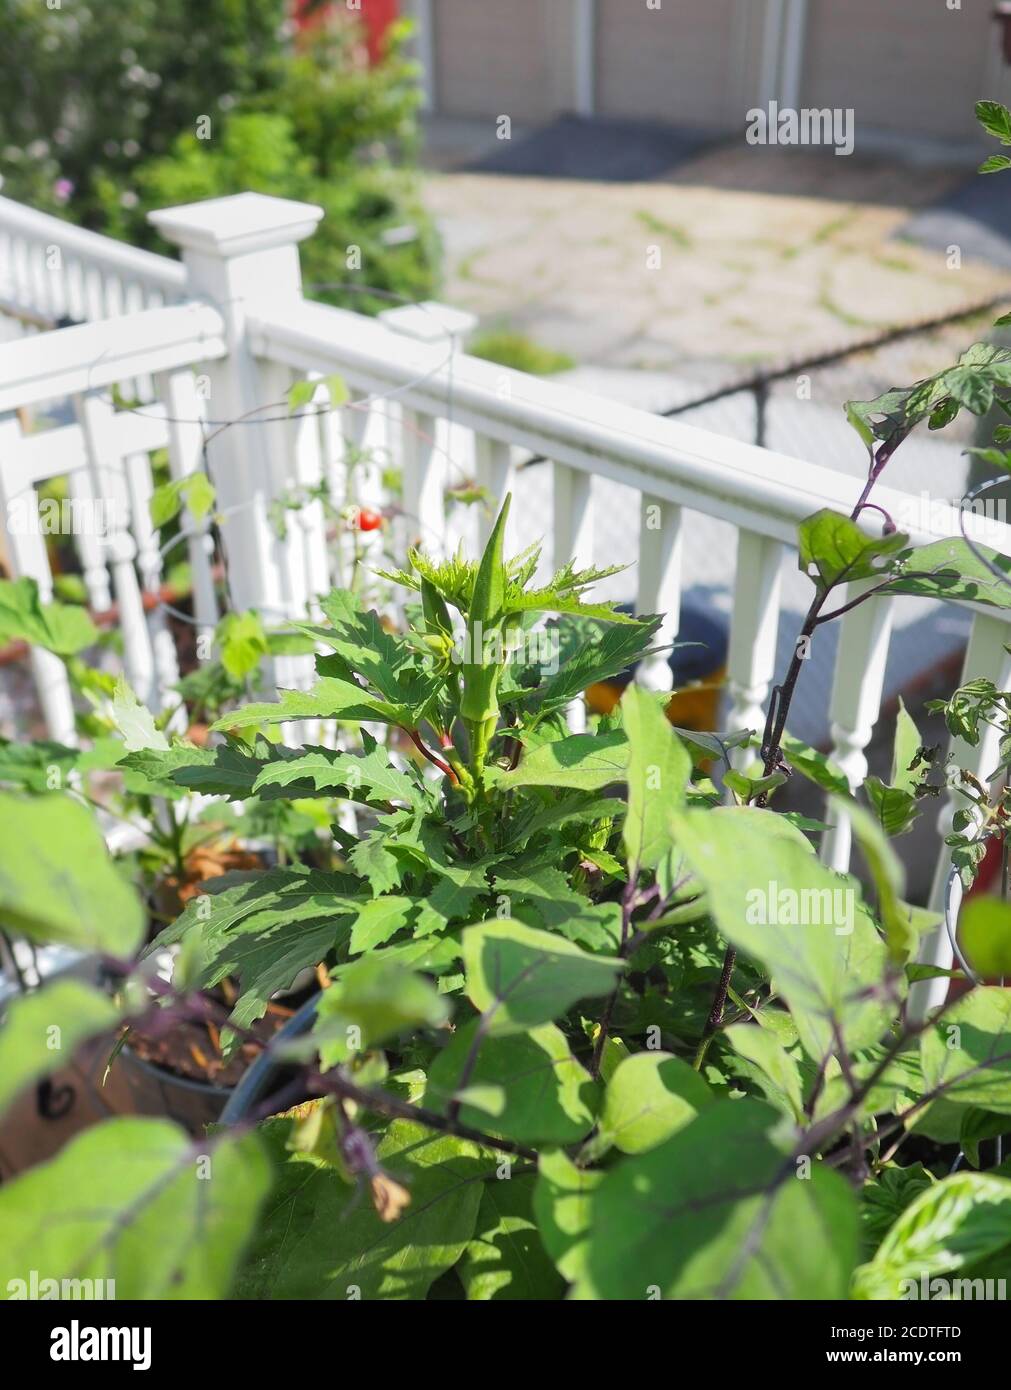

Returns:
0,2,438,305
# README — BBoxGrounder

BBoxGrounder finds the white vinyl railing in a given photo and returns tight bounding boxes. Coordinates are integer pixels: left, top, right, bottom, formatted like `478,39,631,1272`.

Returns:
0,193,185,329
2,189,1010,1013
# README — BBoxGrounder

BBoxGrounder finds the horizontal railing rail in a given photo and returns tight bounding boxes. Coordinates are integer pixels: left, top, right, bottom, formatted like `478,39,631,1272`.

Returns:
0,301,226,412
251,298,1011,566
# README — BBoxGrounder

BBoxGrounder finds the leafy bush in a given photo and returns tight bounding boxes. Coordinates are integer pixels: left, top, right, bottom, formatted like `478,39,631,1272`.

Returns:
0,2,438,304
8,102,1011,1303
470,330,576,376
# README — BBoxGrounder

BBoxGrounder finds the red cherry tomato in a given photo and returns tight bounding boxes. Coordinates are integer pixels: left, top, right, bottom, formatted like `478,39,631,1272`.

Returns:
355,508,383,532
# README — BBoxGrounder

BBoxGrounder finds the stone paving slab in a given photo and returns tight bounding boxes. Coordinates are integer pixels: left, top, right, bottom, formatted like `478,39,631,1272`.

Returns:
423,145,1011,375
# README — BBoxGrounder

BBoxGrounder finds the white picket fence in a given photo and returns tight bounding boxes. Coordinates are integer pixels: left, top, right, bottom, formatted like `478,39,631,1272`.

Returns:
2,189,1010,1013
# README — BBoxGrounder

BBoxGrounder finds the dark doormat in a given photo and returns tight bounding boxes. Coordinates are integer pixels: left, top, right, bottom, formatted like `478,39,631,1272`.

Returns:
895,168,1011,269
464,114,723,182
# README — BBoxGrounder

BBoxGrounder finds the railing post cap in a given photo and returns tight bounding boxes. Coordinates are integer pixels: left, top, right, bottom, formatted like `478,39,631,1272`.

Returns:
148,192,324,259
378,300,479,344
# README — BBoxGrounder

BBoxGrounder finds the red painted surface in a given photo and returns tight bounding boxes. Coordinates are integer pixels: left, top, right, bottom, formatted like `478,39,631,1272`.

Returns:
293,0,399,64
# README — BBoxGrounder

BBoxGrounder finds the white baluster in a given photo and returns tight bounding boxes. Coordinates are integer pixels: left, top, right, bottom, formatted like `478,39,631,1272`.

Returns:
819,580,895,872
726,531,784,765
553,462,593,731
78,392,157,707
636,495,683,693
0,418,77,743
123,449,180,714
157,367,219,641
401,407,444,556
474,435,513,548
67,466,113,613
911,613,1011,1018
288,374,332,616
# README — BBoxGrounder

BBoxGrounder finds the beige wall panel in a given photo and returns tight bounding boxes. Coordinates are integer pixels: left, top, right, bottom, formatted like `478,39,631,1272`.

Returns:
801,0,995,141
433,0,558,121
596,0,745,129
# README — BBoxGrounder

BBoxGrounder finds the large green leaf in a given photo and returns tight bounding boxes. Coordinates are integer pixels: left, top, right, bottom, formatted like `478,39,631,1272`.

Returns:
490,860,602,934
211,677,425,732
840,797,915,965
779,733,850,796
593,1050,713,1155
670,807,893,1059
0,980,120,1120
151,866,362,1044
0,576,98,654
881,538,1011,608
313,955,450,1064
0,792,143,956
853,1172,1011,1299
798,510,908,593
622,685,691,873
0,1117,268,1299
0,736,121,792
576,1100,858,1299
528,616,664,717
238,1118,489,1300
458,1175,565,1301
959,897,1011,979
920,987,1011,1112
724,1022,805,1123
497,730,629,792
462,918,622,1034
532,1148,603,1284
425,1021,599,1144
252,744,422,806
349,895,417,953
111,677,168,751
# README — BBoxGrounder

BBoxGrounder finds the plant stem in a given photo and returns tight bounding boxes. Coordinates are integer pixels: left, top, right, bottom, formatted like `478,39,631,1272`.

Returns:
404,727,458,784
591,876,637,1077
307,1069,537,1162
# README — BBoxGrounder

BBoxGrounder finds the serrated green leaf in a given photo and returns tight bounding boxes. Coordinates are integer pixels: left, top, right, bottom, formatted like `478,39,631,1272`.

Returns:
854,1171,1011,1299
497,730,629,792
